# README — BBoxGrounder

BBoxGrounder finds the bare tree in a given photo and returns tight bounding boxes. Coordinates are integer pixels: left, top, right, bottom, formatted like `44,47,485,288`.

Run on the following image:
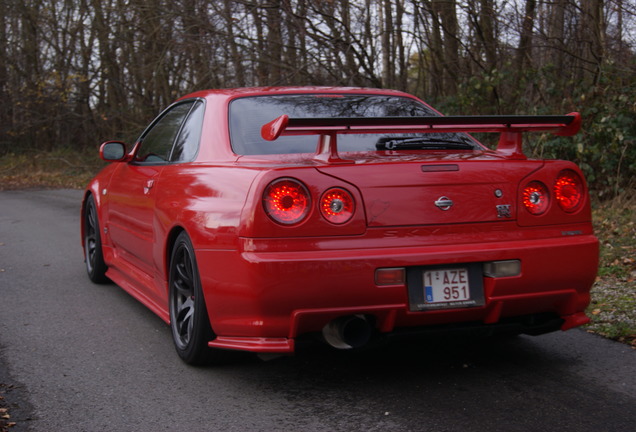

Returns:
0,0,634,184
516,0,537,73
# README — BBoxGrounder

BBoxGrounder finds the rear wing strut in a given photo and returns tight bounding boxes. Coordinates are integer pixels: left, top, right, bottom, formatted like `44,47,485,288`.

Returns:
260,113,581,163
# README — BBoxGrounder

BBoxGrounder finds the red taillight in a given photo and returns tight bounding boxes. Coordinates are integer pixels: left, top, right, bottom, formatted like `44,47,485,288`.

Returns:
522,181,549,215
554,170,584,212
320,188,355,224
263,178,311,225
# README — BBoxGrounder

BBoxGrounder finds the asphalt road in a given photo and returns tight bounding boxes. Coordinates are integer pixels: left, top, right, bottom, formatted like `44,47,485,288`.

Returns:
1,189,635,432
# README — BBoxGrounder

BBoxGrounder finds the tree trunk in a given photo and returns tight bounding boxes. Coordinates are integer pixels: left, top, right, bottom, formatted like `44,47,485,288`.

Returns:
224,0,246,87
266,0,283,84
426,0,444,99
380,0,394,88
479,0,497,72
433,0,459,95
578,0,605,86
516,0,536,74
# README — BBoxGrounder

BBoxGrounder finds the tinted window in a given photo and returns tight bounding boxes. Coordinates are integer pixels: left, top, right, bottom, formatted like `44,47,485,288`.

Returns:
170,100,204,162
229,94,478,155
136,102,194,163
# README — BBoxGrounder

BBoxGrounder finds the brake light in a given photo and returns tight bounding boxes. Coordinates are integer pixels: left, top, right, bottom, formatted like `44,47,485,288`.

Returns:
263,178,311,225
320,188,355,224
522,181,549,215
554,170,584,212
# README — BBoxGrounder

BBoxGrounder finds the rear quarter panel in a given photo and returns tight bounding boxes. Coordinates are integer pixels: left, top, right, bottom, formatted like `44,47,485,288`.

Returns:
154,164,262,276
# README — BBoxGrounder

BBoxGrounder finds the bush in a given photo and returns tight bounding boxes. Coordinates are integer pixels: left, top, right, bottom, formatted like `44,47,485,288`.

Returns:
432,61,636,199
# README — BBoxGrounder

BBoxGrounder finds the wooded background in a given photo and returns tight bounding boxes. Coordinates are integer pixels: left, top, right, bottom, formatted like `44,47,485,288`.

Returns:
1,0,634,195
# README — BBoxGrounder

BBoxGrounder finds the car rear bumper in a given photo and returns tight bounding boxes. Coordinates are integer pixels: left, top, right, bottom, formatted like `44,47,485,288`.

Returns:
197,229,598,353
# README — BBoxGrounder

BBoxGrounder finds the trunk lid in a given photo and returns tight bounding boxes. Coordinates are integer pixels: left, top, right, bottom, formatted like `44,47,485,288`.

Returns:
317,157,543,227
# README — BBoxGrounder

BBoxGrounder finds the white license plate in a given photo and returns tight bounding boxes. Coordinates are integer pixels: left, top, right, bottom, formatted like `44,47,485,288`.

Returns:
423,268,470,303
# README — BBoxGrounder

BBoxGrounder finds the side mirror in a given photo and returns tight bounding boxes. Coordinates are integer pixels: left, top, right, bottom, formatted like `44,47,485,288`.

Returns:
100,141,128,162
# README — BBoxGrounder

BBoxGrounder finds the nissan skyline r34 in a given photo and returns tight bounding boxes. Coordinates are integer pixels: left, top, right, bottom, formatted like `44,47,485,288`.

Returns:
81,87,599,364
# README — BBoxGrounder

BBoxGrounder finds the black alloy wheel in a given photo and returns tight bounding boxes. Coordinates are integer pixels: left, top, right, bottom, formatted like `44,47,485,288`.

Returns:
169,231,228,365
84,195,109,284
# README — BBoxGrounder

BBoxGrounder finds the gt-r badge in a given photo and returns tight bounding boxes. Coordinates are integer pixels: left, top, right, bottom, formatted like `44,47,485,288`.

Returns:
434,196,454,211
497,204,512,218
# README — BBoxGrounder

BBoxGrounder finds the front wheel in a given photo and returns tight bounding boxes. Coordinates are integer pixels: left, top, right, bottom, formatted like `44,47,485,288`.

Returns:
169,232,231,365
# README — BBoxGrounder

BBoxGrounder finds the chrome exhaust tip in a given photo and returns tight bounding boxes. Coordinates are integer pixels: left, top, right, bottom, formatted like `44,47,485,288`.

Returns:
322,314,373,350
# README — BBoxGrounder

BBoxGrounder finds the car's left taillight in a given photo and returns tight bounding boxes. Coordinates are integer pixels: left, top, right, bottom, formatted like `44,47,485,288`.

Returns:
263,178,311,225
320,188,355,224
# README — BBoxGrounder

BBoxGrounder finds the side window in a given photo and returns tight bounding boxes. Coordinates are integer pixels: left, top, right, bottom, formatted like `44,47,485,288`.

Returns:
136,102,194,163
170,100,204,162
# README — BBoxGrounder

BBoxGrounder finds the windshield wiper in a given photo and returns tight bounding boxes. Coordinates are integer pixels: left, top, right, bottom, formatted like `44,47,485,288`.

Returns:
376,137,476,150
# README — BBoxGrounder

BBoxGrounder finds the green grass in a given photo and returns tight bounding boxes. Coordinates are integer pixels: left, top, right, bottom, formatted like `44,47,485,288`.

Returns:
1,150,634,347
0,148,106,190
588,192,636,347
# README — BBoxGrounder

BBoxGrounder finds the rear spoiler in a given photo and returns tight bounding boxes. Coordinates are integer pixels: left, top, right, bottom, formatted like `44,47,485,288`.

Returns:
260,113,581,163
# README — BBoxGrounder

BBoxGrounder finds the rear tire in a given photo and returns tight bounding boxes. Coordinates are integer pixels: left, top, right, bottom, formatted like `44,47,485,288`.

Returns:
83,195,109,284
168,232,231,365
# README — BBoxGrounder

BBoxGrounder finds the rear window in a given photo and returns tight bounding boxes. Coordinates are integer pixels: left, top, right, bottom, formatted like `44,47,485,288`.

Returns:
229,94,478,155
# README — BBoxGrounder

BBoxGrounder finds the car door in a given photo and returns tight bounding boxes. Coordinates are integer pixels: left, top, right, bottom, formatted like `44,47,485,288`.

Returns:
107,101,198,279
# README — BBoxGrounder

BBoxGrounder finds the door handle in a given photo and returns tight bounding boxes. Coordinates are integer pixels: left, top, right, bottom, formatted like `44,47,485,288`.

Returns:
144,179,155,195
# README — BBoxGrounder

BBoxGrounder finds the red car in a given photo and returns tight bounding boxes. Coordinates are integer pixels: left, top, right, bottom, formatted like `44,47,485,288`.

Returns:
81,87,599,364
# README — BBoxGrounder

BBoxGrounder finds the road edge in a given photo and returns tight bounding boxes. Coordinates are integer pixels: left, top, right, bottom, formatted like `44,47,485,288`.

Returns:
0,344,34,432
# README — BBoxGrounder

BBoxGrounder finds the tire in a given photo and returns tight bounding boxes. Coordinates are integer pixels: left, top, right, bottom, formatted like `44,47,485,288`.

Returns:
168,231,230,365
83,195,109,284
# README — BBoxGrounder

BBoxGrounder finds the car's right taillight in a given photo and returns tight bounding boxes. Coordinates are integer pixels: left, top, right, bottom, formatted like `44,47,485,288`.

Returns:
522,181,549,215
554,170,584,212
263,178,311,225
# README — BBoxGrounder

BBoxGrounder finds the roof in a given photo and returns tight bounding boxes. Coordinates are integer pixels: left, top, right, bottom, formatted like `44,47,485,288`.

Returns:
178,86,417,102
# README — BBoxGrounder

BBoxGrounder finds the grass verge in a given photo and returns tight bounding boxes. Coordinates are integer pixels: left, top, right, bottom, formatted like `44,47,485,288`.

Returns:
1,150,634,347
588,191,636,347
0,148,105,190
